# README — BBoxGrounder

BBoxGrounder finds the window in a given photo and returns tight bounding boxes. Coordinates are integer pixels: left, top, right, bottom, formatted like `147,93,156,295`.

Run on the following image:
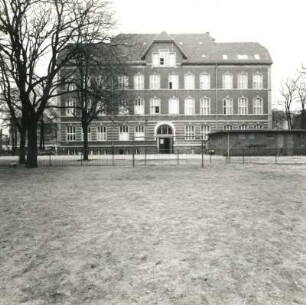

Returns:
254,54,260,60
66,126,76,141
200,97,211,115
201,124,210,140
254,124,263,129
134,97,145,115
150,98,161,115
119,99,129,115
65,98,76,116
152,49,176,67
223,98,233,115
168,74,179,89
223,54,228,60
184,98,195,115
135,125,145,141
239,124,247,130
237,54,248,60
200,74,210,89
223,124,232,131
97,126,107,141
150,74,160,90
222,74,233,89
185,125,196,140
118,75,128,89
169,98,179,115
253,97,263,114
238,97,248,115
238,73,248,89
253,73,263,89
119,126,129,141
65,78,76,92
157,125,172,135
133,74,144,90
81,127,92,141
184,74,195,89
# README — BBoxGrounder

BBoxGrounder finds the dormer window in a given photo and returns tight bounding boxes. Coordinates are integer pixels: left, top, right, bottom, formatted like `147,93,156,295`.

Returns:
152,49,176,67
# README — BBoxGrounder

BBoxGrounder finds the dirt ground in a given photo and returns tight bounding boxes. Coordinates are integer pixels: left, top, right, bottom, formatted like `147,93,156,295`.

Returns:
0,164,305,305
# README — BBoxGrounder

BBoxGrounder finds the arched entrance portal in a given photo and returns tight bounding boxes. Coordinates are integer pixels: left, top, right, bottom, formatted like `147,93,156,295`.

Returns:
156,124,173,153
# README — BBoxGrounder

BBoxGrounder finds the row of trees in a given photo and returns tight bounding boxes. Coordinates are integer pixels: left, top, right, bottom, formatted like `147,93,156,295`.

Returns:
0,0,127,167
278,68,306,129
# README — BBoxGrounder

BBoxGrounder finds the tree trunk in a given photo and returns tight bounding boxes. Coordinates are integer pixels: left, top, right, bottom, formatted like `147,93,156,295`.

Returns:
301,110,306,129
26,120,38,168
19,129,26,164
83,125,89,161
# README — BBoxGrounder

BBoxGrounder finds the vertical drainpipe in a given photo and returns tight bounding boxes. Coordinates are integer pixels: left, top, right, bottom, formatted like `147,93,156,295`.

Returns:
215,62,218,131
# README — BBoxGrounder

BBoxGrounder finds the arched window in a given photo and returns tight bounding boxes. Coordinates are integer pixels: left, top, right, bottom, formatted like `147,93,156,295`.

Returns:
238,97,248,115
223,124,233,131
200,97,211,115
223,97,233,115
253,97,263,114
157,124,173,135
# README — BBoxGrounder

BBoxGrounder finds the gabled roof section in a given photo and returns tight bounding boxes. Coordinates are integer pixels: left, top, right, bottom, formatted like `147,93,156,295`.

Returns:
140,31,187,60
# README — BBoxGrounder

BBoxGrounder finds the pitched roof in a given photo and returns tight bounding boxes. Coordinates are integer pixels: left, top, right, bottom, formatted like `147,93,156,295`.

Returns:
114,32,272,64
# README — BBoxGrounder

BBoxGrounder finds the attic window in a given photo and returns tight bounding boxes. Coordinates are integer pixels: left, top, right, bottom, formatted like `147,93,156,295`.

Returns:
223,54,228,60
199,41,203,45
143,42,147,45
238,54,248,60
179,42,183,45
152,49,176,67
201,54,206,58
254,54,260,60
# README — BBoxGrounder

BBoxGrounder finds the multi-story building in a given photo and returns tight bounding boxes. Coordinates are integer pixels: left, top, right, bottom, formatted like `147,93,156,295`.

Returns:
58,31,272,154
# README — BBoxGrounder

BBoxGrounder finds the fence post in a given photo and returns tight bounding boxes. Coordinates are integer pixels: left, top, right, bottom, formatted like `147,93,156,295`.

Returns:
132,137,135,168
112,144,114,166
201,139,204,168
80,151,83,166
177,149,179,165
242,148,245,164
49,153,52,167
144,147,147,166
210,153,212,166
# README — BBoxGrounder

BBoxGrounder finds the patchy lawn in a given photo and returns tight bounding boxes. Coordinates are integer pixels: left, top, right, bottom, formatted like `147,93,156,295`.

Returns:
0,164,305,305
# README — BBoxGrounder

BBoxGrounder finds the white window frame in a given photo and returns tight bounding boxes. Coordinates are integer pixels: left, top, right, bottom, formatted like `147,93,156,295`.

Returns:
184,73,195,90
152,49,176,67
199,74,210,89
150,98,161,115
81,126,92,141
168,97,179,115
237,73,248,89
65,98,76,116
223,98,233,115
133,74,144,90
185,125,196,140
97,126,107,141
222,73,233,89
66,126,76,141
254,123,263,129
200,97,211,115
238,97,248,115
201,124,210,140
253,97,263,114
118,75,128,90
253,73,263,89
184,98,195,115
119,126,129,141
135,125,145,141
119,99,129,115
149,74,160,90
134,97,145,115
223,124,233,131
239,124,247,130
168,74,179,89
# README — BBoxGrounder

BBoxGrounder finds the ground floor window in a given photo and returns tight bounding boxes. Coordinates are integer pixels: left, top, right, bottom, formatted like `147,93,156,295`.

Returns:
254,123,263,129
66,126,76,141
223,124,233,131
97,126,107,141
135,125,145,140
201,124,210,140
185,125,196,140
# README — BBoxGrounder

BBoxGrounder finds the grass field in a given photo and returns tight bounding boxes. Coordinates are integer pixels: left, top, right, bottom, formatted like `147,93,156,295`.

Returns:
0,164,305,305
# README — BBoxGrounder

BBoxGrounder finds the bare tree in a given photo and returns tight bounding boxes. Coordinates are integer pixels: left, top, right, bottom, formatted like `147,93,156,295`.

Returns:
0,0,114,167
279,77,299,130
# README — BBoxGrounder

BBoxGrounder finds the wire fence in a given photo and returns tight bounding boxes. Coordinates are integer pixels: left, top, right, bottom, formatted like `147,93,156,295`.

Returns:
1,149,306,167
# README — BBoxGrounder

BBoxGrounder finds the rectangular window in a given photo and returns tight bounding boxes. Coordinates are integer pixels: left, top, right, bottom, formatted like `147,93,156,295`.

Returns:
169,98,179,114
119,126,129,141
81,127,92,141
65,98,76,116
97,126,107,141
222,74,233,89
253,98,263,114
200,74,210,89
134,98,145,115
150,74,160,90
135,125,145,141
184,98,195,115
66,126,76,141
185,74,195,89
168,74,179,89
119,99,129,115
223,98,233,115
133,74,144,90
150,98,161,115
238,98,248,115
185,125,196,140
200,98,210,115
238,74,248,89
118,75,129,89
253,74,263,89
201,124,210,140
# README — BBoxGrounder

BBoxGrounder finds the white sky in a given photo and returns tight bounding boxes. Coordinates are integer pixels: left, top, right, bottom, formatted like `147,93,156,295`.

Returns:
112,0,306,108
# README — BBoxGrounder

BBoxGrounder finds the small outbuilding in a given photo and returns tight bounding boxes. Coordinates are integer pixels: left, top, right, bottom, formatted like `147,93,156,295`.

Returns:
208,130,306,156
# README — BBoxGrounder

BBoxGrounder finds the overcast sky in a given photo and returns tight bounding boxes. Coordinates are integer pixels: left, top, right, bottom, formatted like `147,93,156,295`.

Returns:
113,0,306,108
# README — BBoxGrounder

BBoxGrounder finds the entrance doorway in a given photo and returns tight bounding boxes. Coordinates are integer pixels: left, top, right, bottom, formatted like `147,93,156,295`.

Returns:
157,124,173,153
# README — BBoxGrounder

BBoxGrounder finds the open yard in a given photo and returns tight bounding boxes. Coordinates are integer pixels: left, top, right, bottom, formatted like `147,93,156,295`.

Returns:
0,164,305,305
